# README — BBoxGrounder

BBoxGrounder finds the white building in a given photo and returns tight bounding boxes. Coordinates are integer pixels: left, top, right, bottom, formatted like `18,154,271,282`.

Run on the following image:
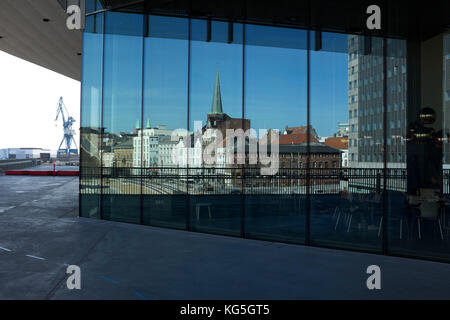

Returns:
133,119,178,168
0,148,54,160
102,152,115,167
336,122,349,137
158,136,183,167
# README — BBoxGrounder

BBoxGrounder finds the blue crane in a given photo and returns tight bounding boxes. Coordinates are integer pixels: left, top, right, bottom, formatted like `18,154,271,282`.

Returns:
55,97,78,156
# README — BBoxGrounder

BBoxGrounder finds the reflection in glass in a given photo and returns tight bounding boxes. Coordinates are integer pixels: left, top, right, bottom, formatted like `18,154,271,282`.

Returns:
101,11,143,224
141,15,189,229
244,25,307,243
80,14,104,219
387,34,450,261
79,10,450,263
188,20,244,236
310,33,383,252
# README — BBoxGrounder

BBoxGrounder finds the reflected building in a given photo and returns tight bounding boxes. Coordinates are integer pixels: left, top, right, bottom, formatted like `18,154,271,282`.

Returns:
113,139,133,167
202,71,250,146
80,127,103,167
133,119,175,168
348,35,407,169
324,136,348,167
78,1,450,263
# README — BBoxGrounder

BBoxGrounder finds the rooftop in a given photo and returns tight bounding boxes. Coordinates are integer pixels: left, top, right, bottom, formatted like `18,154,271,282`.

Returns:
324,136,349,150
278,142,342,154
279,133,319,145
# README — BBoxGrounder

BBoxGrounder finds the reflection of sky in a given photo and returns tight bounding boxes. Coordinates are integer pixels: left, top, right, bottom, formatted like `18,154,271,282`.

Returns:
149,39,348,138
86,24,349,138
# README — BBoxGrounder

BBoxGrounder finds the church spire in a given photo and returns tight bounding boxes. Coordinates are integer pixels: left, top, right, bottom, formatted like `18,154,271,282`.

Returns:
209,70,223,115
146,118,151,129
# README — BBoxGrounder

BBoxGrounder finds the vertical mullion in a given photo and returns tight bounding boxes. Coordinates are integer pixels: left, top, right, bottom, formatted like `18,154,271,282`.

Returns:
79,27,85,218
241,23,246,238
382,36,388,255
99,12,106,220
305,29,311,246
139,14,147,225
186,17,191,231
381,0,390,256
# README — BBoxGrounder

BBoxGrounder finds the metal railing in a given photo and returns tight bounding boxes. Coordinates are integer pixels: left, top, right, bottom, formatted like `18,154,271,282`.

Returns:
80,166,415,195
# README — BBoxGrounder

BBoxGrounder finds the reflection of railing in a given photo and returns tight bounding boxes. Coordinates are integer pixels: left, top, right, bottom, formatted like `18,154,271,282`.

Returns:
80,167,414,195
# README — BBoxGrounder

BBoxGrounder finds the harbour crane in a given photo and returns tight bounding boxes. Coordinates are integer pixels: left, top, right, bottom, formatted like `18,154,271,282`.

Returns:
55,97,78,156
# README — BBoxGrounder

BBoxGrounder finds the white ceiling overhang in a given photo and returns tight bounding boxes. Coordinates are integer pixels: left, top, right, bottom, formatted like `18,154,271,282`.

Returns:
0,0,82,81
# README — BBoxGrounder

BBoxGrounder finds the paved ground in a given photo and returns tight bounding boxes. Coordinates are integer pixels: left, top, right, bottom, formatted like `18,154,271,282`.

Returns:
1,168,450,299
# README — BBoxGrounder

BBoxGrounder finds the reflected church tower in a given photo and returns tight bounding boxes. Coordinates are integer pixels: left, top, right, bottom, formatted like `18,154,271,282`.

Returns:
205,71,250,137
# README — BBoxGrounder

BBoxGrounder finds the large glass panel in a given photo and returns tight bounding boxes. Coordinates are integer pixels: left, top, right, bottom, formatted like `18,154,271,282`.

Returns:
101,11,143,224
141,15,189,229
80,13,104,219
385,38,409,255
443,33,450,257
188,20,244,236
310,33,383,252
388,33,450,261
244,25,307,243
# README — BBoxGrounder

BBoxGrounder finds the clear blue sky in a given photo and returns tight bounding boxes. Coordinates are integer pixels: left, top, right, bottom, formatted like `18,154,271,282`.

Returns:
146,37,349,138
91,21,349,138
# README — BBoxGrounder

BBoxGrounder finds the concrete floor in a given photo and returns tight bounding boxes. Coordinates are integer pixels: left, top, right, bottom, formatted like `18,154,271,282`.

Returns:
1,169,450,299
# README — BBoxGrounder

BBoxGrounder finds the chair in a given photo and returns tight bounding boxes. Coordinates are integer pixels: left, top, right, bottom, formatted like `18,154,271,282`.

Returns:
195,203,212,221
416,200,443,240
334,195,359,232
378,192,407,239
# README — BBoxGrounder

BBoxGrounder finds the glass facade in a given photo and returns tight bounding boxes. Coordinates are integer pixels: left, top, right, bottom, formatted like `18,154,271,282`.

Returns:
80,9,450,262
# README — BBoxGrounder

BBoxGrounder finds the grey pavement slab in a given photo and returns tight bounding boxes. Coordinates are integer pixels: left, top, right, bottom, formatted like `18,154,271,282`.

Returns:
1,174,450,299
